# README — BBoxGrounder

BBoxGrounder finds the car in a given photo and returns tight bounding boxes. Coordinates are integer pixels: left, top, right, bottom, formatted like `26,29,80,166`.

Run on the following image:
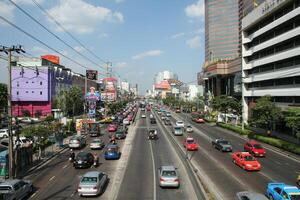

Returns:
232,152,261,171
244,140,266,157
150,118,157,124
148,129,158,140
20,117,33,124
235,191,268,200
123,118,130,125
115,131,126,139
212,139,232,152
173,126,183,136
0,129,9,138
161,115,167,120
158,166,180,188
90,139,105,150
193,118,205,123
73,152,95,169
77,171,109,197
141,108,145,111
266,182,300,200
175,121,185,128
0,179,33,200
141,114,146,118
164,119,171,126
127,114,133,121
99,117,112,124
175,109,181,113
166,112,171,117
68,136,86,149
183,137,198,151
104,144,121,160
186,125,193,133
107,124,118,132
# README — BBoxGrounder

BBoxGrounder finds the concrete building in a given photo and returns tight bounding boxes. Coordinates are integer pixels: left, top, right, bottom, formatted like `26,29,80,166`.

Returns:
11,56,97,117
242,0,300,122
121,81,130,92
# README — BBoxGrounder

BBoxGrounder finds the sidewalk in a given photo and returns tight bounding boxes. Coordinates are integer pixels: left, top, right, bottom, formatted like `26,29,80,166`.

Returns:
17,136,71,178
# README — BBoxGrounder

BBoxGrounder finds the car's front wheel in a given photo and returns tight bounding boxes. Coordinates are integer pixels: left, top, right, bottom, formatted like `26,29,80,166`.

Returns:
269,195,274,200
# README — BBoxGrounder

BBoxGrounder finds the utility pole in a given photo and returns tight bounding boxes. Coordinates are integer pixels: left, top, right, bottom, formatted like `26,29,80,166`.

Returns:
0,45,25,179
104,62,112,118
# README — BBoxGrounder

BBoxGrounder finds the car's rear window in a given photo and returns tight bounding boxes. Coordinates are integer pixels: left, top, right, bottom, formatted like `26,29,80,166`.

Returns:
81,177,98,183
162,170,176,177
253,144,263,149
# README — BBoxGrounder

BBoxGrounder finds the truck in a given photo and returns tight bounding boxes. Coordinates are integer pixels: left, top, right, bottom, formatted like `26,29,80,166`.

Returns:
266,182,300,200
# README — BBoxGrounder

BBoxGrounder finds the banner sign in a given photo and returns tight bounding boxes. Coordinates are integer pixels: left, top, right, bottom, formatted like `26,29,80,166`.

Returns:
101,92,116,102
85,87,100,118
86,70,98,80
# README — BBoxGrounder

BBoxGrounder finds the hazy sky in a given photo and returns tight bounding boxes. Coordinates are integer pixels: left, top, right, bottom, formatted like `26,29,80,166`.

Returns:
0,0,204,93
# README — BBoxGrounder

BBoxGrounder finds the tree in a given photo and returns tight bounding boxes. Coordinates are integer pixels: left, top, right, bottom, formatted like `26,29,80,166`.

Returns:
22,109,31,117
0,83,7,114
284,108,300,140
66,86,84,116
212,95,241,123
35,110,42,118
250,96,282,130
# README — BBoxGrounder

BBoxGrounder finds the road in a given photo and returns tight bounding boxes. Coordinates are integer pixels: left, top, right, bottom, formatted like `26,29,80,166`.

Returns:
26,124,126,200
117,110,199,200
164,110,300,199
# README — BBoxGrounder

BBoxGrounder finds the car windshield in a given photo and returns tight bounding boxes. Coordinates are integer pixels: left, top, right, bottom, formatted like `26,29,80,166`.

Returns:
175,127,182,130
253,144,263,149
162,170,176,177
92,139,101,143
81,177,98,183
220,141,230,145
244,155,255,161
177,121,183,124
107,147,117,153
187,139,194,144
76,153,88,159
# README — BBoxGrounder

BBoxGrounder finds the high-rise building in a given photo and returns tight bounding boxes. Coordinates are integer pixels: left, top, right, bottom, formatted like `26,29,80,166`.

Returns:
154,70,178,84
242,0,300,122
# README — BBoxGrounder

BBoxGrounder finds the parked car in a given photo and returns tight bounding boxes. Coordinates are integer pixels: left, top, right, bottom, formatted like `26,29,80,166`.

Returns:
0,129,9,138
90,139,105,150
212,138,232,152
104,144,121,160
175,121,184,128
158,166,180,188
69,136,86,149
173,126,183,136
235,191,268,200
0,179,33,200
183,137,198,151
244,140,266,157
266,182,300,200
232,152,261,171
73,152,95,169
77,171,109,197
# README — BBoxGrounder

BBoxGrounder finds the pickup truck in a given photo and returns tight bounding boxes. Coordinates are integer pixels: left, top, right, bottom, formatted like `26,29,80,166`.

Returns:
266,182,300,200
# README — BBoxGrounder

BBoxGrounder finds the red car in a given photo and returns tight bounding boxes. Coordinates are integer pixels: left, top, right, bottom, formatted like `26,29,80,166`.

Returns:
183,137,198,151
193,118,205,123
232,152,261,171
107,124,117,132
127,114,133,121
244,140,266,157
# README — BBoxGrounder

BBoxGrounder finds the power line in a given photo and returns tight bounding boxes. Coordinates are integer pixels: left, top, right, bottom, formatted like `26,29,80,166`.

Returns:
30,0,108,65
8,0,106,73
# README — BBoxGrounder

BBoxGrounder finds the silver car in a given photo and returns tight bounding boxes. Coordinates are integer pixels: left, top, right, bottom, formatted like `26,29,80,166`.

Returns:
158,166,180,188
173,126,183,136
78,171,109,197
235,191,268,200
69,136,86,149
0,179,33,200
90,139,105,150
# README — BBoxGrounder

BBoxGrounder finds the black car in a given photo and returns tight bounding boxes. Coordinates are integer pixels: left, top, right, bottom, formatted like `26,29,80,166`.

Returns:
212,139,232,152
150,118,156,124
164,119,171,126
148,129,158,140
115,131,126,139
73,152,95,169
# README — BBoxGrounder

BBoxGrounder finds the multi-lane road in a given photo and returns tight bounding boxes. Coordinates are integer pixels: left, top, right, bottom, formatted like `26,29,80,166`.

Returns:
25,107,300,200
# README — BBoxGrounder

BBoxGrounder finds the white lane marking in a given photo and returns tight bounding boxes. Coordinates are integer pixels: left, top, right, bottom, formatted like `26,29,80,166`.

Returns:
30,192,37,199
62,164,68,169
258,171,276,182
70,192,75,197
49,176,55,182
274,160,282,165
149,141,157,200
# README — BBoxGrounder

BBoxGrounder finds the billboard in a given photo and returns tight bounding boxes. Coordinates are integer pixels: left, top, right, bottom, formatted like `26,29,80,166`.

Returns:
86,70,98,80
101,92,116,102
41,55,60,65
85,87,100,118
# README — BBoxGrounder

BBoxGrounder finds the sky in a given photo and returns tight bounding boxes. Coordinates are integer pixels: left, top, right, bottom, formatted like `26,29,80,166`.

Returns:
0,0,205,94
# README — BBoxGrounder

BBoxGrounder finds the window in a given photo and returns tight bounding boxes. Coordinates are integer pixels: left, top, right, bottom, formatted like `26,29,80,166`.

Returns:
274,187,282,194
295,76,300,84
275,78,293,86
40,91,42,95
275,40,293,53
40,81,42,85
26,81,28,84
17,82,19,87
32,91,34,93
275,58,294,70
16,91,19,95
26,91,28,93
260,64,274,72
260,80,274,87
32,81,34,83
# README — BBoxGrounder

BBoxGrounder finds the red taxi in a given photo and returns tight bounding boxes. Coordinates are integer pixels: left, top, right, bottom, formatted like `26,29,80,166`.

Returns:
183,137,198,151
244,140,266,157
232,152,261,171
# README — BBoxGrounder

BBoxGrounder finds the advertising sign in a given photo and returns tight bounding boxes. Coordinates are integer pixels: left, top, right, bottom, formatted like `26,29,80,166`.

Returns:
41,55,60,65
101,92,116,102
85,87,100,118
86,70,98,80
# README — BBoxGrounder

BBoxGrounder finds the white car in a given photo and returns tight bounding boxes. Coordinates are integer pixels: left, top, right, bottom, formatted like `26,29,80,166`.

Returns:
0,129,9,138
141,114,146,118
69,136,86,149
175,121,185,128
78,171,108,197
186,125,193,133
123,118,130,125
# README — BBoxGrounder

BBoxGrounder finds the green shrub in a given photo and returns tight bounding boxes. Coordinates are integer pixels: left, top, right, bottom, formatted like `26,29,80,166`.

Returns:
248,134,300,155
218,122,252,135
